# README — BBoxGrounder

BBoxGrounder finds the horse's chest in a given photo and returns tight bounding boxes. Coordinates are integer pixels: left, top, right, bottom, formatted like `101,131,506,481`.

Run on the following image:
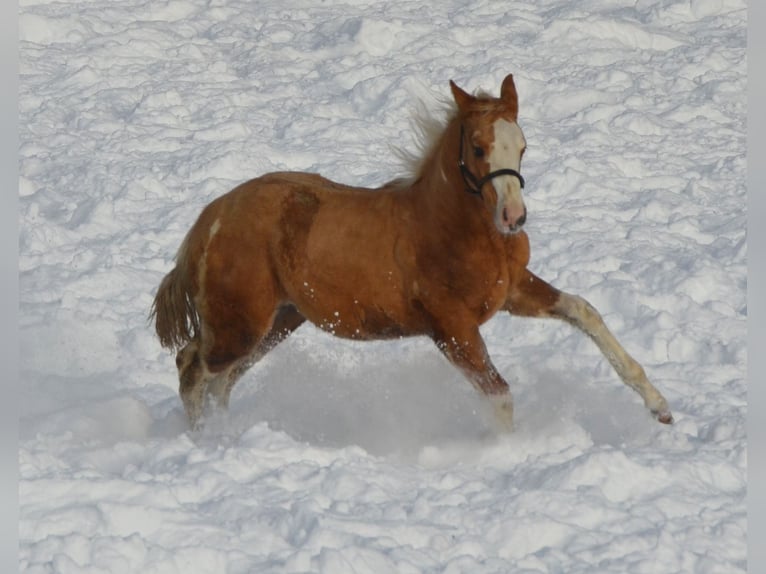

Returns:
468,266,510,323
419,239,510,321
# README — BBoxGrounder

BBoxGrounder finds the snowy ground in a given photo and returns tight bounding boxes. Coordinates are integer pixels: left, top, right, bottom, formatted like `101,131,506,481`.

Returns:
18,0,747,572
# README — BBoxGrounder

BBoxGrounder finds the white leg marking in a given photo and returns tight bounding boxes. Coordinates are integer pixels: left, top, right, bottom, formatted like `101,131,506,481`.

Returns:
555,293,672,421
489,393,514,433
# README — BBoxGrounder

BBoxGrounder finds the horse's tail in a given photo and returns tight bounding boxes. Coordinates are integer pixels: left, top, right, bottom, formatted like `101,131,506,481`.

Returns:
150,237,199,351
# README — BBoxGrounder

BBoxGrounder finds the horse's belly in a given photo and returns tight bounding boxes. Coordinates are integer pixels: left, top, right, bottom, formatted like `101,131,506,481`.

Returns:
315,306,411,340
288,276,420,341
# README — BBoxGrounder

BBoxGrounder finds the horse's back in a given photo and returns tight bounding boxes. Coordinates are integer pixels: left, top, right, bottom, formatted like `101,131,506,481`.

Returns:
182,171,370,249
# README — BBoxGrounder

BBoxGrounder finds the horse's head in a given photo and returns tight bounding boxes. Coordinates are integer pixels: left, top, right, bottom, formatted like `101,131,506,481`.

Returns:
450,74,527,235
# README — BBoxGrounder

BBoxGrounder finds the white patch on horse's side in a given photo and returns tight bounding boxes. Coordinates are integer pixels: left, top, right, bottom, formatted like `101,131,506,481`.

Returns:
488,118,526,231
209,218,221,240
197,218,222,307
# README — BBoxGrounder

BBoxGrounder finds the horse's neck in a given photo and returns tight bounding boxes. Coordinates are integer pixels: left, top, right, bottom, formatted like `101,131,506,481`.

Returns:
411,119,490,233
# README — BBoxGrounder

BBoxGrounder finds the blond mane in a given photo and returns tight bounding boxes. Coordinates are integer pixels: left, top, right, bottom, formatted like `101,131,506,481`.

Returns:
391,87,505,184
390,93,456,184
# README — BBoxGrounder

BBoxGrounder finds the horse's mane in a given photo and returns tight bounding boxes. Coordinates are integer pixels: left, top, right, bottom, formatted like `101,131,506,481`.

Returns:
391,95,456,185
391,88,503,185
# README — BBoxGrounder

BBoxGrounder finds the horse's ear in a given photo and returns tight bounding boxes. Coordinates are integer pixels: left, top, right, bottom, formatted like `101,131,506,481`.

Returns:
500,74,519,116
450,80,474,111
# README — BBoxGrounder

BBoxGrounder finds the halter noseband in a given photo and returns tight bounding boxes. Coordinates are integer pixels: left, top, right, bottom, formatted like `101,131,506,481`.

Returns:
457,125,525,196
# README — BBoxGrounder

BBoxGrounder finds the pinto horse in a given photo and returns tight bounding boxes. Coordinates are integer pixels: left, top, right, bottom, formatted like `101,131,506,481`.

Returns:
151,74,673,431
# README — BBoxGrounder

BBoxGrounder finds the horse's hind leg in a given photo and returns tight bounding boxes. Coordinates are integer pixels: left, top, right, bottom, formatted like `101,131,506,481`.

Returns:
505,269,673,424
173,303,307,428
175,339,211,428
205,304,306,410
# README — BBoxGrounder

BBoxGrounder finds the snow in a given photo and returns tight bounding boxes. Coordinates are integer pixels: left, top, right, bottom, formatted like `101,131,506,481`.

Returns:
18,0,746,572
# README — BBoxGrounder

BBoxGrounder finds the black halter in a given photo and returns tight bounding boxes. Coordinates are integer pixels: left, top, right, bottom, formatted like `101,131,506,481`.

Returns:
457,125,525,196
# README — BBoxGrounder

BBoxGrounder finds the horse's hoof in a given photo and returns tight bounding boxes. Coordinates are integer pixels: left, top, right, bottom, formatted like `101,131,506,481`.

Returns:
653,409,674,424
490,395,514,433
187,415,204,432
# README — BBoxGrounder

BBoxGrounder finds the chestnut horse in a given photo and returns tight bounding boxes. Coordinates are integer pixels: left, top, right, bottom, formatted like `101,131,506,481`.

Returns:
151,74,673,431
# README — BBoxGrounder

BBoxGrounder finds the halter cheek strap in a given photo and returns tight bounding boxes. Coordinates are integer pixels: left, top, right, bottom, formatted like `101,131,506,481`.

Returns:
457,125,525,196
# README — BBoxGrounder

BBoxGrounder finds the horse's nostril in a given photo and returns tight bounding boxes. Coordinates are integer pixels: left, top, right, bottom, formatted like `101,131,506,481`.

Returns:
517,210,527,227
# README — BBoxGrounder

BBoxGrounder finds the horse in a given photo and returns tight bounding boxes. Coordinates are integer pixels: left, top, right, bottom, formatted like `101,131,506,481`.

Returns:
151,74,673,432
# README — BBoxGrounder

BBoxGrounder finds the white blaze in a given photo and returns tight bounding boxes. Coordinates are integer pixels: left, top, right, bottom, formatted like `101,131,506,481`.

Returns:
488,118,526,232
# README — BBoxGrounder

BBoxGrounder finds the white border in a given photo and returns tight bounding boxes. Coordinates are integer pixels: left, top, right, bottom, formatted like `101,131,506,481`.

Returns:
748,1,762,571
2,0,19,571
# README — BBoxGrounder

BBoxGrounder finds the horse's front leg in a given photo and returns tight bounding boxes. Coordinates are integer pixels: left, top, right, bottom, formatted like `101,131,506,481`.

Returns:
505,268,673,424
431,318,515,432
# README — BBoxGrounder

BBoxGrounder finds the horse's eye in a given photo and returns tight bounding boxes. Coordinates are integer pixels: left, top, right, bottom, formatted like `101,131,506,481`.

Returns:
473,146,485,158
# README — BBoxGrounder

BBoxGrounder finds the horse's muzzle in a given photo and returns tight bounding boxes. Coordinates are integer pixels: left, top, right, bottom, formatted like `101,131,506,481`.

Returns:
502,205,527,233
